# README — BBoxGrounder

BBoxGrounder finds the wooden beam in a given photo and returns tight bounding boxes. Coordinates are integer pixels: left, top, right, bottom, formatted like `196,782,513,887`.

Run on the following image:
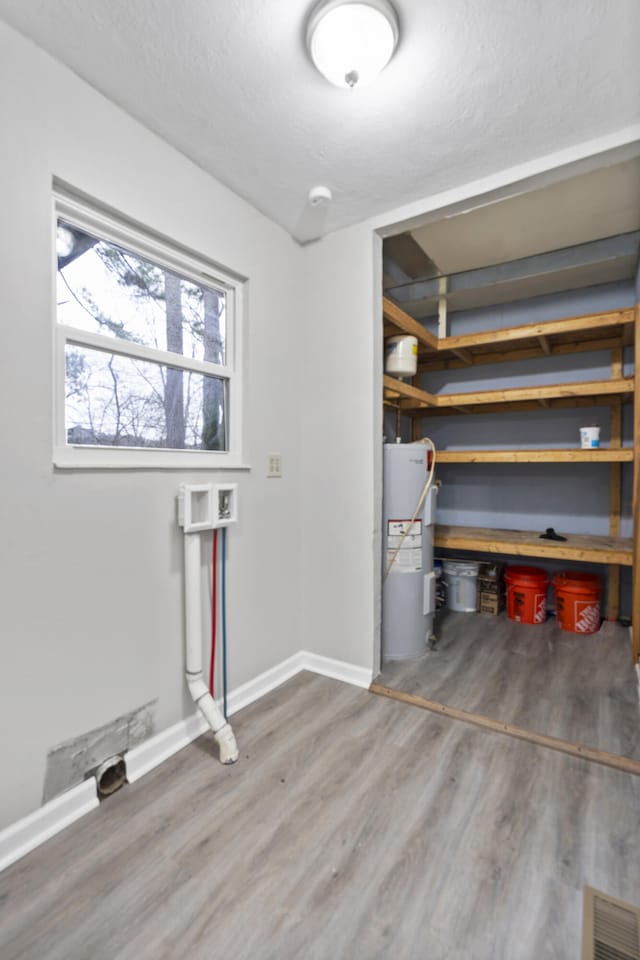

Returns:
633,308,640,662
435,448,633,463
611,346,623,380
417,335,630,373
387,304,634,360
441,308,634,353
369,685,640,777
538,398,550,408
383,296,439,350
451,348,473,365
434,524,633,566
538,335,551,355
608,567,621,622
383,375,437,407
608,362,623,620
434,377,633,410
408,395,635,417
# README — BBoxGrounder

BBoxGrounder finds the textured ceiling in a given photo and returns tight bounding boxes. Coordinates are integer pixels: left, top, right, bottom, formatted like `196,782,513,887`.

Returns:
0,0,639,242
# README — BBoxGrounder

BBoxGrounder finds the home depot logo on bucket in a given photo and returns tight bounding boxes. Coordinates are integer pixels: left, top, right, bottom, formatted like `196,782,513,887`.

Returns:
506,565,549,625
574,602,600,634
509,590,547,623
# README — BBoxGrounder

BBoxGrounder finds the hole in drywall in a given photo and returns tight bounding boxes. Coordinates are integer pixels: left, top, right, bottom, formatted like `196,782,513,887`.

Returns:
43,699,155,804
95,756,126,798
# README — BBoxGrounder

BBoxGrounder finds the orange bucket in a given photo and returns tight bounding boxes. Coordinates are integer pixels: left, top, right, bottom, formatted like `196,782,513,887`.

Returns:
552,571,601,634
505,565,548,624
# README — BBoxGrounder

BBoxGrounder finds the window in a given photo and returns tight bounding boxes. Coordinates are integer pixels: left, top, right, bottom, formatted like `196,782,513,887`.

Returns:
53,189,244,468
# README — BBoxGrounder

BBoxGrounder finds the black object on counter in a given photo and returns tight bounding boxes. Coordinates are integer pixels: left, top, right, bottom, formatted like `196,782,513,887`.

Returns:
539,527,567,542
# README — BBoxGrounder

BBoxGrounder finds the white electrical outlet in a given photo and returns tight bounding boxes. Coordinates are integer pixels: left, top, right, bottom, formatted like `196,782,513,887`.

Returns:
267,453,282,478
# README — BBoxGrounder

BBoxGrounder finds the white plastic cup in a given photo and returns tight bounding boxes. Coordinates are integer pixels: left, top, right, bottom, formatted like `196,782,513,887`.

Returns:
580,426,600,449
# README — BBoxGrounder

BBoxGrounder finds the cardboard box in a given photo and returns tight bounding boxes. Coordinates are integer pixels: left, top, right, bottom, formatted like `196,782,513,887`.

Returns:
478,592,504,615
477,561,505,615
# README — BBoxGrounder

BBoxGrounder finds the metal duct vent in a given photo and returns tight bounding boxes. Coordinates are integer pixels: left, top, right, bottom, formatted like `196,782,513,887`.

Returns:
583,886,640,960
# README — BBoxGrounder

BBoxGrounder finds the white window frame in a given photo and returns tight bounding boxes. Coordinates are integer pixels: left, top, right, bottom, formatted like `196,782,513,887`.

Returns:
52,188,246,469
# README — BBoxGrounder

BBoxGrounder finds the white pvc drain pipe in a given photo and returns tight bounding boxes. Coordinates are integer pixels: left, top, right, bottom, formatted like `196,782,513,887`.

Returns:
184,532,238,765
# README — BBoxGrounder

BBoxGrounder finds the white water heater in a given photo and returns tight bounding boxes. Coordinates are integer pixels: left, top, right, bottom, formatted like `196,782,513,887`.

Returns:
382,443,437,660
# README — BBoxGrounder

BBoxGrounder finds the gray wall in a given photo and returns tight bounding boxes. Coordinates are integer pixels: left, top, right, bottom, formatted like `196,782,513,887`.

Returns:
0,23,303,829
417,280,636,615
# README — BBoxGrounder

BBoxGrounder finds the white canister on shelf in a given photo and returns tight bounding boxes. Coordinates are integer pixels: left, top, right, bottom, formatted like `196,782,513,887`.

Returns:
385,335,418,377
579,425,600,449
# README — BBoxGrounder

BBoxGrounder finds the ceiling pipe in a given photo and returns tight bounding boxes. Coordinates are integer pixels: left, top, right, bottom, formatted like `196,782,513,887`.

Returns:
184,532,238,764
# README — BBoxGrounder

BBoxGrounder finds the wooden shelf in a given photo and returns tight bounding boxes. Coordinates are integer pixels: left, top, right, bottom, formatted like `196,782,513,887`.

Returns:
383,297,438,350
434,524,633,566
409,396,634,417
436,448,634,463
382,295,640,660
383,297,635,368
383,375,437,407
436,378,634,410
439,308,634,356
418,332,632,373
384,374,634,413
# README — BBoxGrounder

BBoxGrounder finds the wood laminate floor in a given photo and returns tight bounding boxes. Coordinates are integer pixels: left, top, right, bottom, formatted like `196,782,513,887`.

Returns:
379,611,640,760
2,671,640,959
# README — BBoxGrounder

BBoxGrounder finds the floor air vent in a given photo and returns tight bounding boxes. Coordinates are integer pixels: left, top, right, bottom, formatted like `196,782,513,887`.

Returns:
583,886,640,960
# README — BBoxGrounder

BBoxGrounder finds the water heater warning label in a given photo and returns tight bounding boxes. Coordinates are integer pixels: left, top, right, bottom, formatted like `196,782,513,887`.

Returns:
387,519,422,572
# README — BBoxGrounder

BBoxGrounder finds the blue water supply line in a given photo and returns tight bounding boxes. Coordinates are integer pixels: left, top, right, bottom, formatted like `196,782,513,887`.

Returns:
221,526,228,719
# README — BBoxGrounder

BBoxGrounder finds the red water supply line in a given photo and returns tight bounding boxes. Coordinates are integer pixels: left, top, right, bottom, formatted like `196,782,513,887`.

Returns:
209,529,218,695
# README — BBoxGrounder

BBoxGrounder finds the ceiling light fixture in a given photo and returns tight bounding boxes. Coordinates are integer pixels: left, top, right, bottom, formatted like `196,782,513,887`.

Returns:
306,0,399,89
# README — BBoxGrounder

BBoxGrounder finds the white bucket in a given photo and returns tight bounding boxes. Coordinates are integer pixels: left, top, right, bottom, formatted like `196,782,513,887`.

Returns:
385,335,418,377
443,560,480,612
580,425,600,449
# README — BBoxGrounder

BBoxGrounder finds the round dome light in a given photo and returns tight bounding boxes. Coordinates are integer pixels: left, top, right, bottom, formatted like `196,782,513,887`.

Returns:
306,0,399,88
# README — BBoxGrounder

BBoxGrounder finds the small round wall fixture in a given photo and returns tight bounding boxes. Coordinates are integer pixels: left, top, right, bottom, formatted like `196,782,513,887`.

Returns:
308,185,333,206
306,0,399,88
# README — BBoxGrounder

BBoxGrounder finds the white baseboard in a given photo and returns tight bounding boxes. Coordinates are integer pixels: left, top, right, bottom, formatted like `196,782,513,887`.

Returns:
298,651,373,689
127,650,371,782
224,650,373,711
1,650,372,873
126,652,308,783
0,778,98,874
225,651,307,716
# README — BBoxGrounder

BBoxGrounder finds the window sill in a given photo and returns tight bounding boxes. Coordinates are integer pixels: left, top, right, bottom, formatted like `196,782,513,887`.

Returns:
53,446,251,471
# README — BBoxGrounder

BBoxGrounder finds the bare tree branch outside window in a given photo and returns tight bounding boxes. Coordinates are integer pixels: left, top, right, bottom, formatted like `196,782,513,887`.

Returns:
57,220,228,452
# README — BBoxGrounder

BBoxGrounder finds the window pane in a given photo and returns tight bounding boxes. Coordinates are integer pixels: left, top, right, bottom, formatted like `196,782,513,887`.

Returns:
56,220,226,366
65,345,227,451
